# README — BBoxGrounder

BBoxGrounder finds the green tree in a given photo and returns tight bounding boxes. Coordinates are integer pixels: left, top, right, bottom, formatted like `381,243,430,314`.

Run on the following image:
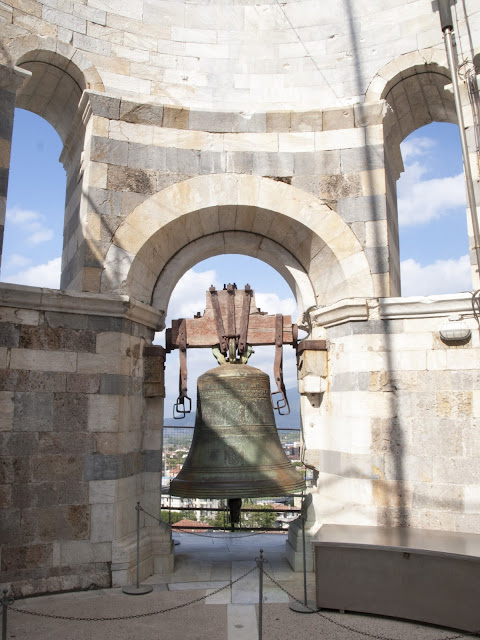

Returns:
161,509,195,525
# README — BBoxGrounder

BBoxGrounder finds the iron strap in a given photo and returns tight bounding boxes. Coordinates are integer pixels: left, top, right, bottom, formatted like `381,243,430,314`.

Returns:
272,314,290,415
209,286,228,354
238,285,252,354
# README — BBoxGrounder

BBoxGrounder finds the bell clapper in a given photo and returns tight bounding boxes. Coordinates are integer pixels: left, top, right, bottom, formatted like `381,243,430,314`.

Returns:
228,497,242,531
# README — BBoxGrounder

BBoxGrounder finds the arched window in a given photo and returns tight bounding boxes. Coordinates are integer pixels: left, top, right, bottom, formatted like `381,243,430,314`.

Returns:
2,108,65,288
398,122,471,296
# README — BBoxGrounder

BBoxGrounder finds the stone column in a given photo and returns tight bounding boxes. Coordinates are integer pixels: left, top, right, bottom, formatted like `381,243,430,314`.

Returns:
0,64,31,275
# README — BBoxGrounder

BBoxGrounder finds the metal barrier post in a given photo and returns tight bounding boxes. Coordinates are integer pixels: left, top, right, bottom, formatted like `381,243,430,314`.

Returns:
289,515,319,613
122,502,154,595
2,589,13,640
256,549,264,640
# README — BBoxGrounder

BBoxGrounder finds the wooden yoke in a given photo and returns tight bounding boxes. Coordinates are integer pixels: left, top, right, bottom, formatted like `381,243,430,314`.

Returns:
166,285,297,351
166,284,298,418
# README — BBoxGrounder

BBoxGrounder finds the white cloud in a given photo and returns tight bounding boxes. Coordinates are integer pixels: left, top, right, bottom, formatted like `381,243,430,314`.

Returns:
400,254,472,297
398,167,465,227
5,253,32,269
6,207,55,245
255,292,296,317
400,136,435,163
2,257,61,289
165,268,220,321
28,229,55,245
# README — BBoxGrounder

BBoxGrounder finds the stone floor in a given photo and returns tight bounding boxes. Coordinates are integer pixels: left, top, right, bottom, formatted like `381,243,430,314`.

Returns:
5,532,472,640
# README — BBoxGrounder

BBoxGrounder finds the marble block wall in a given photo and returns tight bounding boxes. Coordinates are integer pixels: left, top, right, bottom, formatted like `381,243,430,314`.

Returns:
0,284,173,596
0,0,478,587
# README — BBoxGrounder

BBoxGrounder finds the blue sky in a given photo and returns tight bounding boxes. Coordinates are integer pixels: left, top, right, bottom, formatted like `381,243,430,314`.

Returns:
2,109,472,409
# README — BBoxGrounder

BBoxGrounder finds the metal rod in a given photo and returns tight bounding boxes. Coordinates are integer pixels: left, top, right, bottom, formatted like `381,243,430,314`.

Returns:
257,549,264,640
135,501,140,589
442,23,480,276
301,515,307,606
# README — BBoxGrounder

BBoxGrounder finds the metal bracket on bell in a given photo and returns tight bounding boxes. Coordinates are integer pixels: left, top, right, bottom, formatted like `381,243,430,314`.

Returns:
173,318,192,419
272,314,290,415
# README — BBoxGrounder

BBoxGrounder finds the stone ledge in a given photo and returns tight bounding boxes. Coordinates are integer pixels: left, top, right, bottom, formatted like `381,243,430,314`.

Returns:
84,90,386,134
0,283,163,330
311,293,476,328
379,293,475,319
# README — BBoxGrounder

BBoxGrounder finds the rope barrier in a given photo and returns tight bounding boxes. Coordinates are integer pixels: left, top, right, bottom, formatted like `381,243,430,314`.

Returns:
6,567,256,623
3,547,480,640
259,566,480,640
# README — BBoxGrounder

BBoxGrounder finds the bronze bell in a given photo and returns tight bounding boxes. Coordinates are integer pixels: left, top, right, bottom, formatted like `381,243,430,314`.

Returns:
169,362,305,499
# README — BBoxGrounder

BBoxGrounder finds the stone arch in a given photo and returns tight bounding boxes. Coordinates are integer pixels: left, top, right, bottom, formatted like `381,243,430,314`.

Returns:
102,174,374,316
151,231,317,320
4,35,104,143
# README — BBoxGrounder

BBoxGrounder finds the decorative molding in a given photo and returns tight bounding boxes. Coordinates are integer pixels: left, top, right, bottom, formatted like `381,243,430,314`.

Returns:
310,299,369,328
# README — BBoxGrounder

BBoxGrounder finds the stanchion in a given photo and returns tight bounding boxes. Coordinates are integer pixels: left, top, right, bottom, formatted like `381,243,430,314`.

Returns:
289,515,319,613
122,502,154,595
2,589,14,640
256,549,264,640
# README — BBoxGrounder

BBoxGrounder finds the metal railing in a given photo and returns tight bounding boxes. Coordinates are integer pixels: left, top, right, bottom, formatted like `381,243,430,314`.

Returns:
161,425,306,531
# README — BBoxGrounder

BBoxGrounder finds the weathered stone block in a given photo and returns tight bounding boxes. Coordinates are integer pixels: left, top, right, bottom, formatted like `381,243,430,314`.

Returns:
52,393,89,432
66,373,101,393
88,92,121,119
61,329,97,353
19,326,62,350
13,392,54,432
91,137,128,166
162,105,189,129
0,322,20,347
128,142,167,171
32,455,84,483
0,390,13,431
337,194,387,222
100,373,130,395
107,165,156,194
15,371,67,393
120,99,163,124
323,107,354,130
22,505,89,542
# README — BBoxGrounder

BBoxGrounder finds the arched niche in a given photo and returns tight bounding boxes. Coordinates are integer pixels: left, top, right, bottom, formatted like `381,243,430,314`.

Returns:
364,50,471,295
101,174,374,320
4,35,104,144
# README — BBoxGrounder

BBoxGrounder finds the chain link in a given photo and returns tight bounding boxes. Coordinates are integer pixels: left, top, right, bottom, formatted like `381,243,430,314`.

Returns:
259,567,480,640
7,567,256,623
140,506,265,539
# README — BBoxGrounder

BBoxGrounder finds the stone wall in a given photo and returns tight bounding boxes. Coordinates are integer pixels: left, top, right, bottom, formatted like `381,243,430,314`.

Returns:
0,284,173,596
303,294,480,532
0,0,479,591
